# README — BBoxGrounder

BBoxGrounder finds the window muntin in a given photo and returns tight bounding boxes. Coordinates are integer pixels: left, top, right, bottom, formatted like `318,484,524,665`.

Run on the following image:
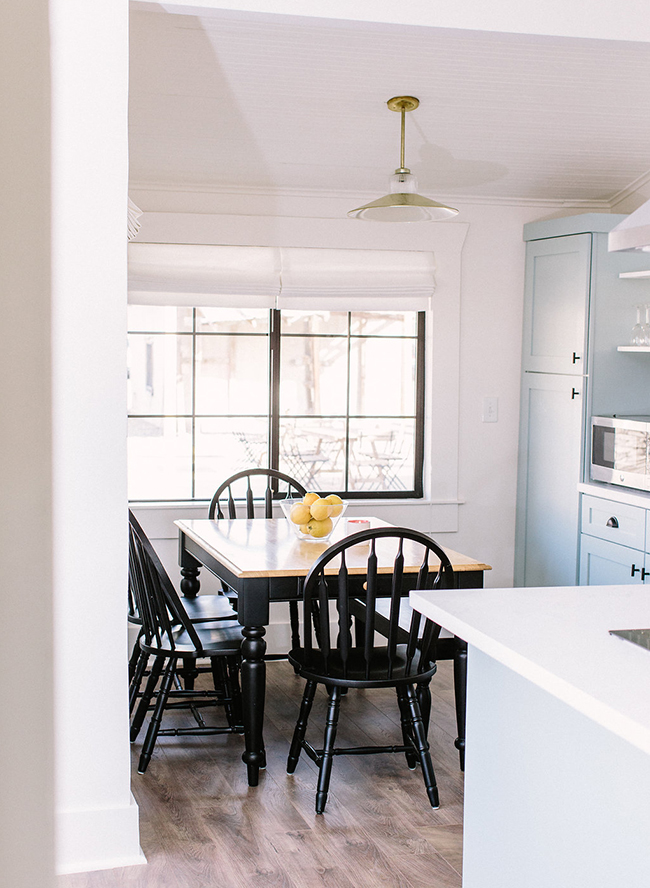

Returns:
127,307,424,500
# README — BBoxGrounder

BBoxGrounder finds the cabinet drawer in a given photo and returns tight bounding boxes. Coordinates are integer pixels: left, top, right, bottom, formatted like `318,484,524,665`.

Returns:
580,495,646,550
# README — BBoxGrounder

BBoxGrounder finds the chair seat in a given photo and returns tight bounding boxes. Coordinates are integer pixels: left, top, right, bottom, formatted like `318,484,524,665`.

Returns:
180,593,237,623
140,621,243,659
288,644,437,688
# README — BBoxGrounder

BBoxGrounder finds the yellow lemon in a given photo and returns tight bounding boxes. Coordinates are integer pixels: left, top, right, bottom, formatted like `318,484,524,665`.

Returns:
324,493,343,517
303,492,320,506
309,498,331,521
298,524,311,534
306,516,333,538
289,502,312,525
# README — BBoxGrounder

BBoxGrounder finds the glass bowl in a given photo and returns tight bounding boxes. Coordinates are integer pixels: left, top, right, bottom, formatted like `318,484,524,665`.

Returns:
280,496,348,542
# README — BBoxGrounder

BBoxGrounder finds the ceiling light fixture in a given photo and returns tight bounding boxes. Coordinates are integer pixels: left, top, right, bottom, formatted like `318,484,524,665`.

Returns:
348,96,458,223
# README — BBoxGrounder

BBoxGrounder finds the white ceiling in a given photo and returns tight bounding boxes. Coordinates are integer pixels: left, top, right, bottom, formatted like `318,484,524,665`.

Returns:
129,5,650,204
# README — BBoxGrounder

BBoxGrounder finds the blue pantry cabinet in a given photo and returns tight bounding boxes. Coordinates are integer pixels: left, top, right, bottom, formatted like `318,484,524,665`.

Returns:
515,214,650,587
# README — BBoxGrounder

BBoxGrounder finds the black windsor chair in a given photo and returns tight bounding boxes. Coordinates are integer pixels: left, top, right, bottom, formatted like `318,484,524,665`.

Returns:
208,468,308,652
128,511,244,775
128,510,239,688
286,526,455,814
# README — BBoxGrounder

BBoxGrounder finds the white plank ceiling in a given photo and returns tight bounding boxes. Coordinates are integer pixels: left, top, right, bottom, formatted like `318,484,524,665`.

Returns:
129,5,650,203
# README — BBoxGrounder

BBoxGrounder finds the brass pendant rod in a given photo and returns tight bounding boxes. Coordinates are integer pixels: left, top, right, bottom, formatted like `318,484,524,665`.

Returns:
400,107,406,170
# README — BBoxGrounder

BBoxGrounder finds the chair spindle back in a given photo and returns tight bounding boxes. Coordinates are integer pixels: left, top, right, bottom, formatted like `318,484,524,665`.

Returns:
128,510,204,654
208,468,307,520
302,527,455,682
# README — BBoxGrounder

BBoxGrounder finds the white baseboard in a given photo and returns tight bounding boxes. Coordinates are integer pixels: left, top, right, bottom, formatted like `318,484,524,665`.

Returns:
56,793,146,875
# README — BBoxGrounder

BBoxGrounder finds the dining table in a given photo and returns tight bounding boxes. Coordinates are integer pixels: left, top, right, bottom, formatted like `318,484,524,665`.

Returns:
175,514,491,786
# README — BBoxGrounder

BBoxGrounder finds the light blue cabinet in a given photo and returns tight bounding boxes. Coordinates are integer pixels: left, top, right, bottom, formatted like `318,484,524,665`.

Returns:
515,213,650,588
579,493,650,585
515,214,641,588
521,233,591,375
579,535,646,585
515,373,584,586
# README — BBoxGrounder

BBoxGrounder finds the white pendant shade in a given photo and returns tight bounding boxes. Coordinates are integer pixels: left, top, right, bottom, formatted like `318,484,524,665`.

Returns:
347,192,459,223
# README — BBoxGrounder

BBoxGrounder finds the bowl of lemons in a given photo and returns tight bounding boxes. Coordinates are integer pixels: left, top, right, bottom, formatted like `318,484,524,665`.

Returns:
280,492,347,541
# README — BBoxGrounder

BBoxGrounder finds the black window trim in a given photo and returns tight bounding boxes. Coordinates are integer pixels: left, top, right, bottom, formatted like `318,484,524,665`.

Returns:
127,307,426,501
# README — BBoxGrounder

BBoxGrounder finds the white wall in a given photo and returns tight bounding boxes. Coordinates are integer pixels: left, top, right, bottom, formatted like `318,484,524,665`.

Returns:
51,0,144,874
0,2,56,886
1,0,142,881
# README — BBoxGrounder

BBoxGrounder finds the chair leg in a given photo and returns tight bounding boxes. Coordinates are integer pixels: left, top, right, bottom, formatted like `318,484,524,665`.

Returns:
130,654,165,741
128,648,149,715
396,687,417,770
316,685,342,815
416,680,432,735
128,628,144,681
404,684,439,809
138,657,177,774
180,657,199,690
289,600,301,651
228,657,244,729
287,680,317,774
211,657,234,726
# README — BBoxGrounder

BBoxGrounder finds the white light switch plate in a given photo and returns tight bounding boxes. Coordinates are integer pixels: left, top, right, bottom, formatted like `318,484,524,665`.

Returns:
482,397,498,422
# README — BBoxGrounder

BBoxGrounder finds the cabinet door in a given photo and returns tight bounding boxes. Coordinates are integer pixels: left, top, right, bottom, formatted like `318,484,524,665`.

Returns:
522,233,592,375
579,534,644,585
515,372,585,586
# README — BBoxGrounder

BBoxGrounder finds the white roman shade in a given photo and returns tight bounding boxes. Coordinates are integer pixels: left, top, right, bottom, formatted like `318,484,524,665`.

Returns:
277,247,435,310
128,243,436,310
127,243,280,308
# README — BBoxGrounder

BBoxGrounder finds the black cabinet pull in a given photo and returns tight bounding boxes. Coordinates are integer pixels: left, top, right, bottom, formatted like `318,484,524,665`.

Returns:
642,568,649,581
631,564,641,577
606,516,619,528
571,388,580,399
572,352,581,363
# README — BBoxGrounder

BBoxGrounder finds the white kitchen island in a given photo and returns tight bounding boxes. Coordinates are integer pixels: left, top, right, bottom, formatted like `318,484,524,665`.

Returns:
410,584,650,888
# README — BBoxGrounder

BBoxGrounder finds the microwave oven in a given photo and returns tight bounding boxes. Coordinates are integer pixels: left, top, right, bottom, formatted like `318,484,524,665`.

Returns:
590,415,650,491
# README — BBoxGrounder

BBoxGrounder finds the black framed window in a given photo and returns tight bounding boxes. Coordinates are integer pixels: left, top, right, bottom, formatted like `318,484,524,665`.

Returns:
127,306,424,500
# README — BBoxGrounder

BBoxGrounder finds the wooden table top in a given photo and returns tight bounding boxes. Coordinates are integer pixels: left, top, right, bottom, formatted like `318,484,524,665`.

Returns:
176,516,492,579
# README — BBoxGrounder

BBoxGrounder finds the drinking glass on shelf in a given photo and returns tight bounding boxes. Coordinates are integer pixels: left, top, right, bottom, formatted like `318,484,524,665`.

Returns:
631,304,646,346
643,304,650,347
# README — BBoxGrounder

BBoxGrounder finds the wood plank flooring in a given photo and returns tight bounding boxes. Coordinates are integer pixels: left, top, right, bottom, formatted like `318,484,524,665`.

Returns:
58,660,463,888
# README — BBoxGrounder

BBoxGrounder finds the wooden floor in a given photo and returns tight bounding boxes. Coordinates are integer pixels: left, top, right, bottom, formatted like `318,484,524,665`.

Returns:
58,660,464,888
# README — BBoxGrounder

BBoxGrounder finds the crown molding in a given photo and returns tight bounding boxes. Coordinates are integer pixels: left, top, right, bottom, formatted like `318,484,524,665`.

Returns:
129,179,614,210
608,168,650,208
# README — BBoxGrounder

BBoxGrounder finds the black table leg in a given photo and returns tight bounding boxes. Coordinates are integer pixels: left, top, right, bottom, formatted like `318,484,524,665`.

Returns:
241,624,267,786
179,534,201,600
453,635,467,771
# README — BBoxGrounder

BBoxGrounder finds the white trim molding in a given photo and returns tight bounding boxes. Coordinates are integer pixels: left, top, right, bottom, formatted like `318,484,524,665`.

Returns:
56,795,145,875
133,211,469,508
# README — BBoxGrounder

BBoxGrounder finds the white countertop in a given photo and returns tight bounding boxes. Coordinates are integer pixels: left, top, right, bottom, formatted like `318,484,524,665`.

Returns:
411,584,650,756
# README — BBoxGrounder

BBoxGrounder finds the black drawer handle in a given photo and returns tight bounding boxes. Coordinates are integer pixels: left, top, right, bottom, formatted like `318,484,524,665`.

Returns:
643,568,649,581
632,564,641,577
572,352,581,363
606,516,619,528
571,388,580,399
